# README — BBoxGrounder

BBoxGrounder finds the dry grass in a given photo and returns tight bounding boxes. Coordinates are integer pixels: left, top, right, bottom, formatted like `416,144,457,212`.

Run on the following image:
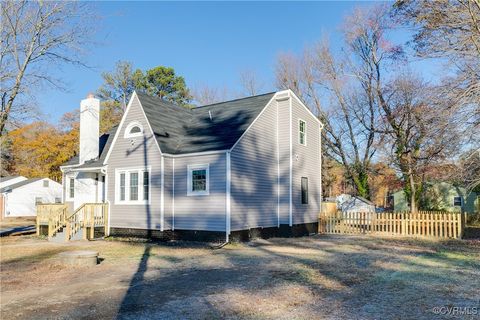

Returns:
1,234,479,319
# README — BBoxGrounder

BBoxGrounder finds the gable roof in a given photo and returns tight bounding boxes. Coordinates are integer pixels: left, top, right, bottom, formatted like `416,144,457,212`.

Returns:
0,178,42,193
137,91,276,154
61,126,117,168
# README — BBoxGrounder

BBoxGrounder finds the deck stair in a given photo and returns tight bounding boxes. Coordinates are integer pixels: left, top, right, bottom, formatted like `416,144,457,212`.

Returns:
36,203,108,242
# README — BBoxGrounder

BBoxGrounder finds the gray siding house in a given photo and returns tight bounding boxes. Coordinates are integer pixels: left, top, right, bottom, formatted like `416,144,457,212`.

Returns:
60,90,323,241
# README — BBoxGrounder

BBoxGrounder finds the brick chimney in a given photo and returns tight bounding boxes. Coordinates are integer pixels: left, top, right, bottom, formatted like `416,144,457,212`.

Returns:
79,93,100,164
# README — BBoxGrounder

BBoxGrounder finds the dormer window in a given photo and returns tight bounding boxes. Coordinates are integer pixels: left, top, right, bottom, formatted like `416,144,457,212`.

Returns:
124,121,144,138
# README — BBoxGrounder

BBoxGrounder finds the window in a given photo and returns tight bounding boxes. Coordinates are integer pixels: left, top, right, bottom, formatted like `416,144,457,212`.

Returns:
299,119,306,145
130,172,138,201
301,177,308,204
55,197,62,203
124,121,144,138
453,196,462,206
43,180,49,187
115,168,150,204
187,164,209,196
69,178,75,198
143,171,149,201
35,197,43,205
120,173,126,201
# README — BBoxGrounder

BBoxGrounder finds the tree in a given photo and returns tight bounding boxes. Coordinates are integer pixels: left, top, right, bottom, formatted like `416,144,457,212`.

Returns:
275,38,380,199
0,1,95,135
7,118,78,181
138,66,191,105
97,62,192,132
239,69,264,96
97,61,142,133
394,0,480,130
191,84,230,105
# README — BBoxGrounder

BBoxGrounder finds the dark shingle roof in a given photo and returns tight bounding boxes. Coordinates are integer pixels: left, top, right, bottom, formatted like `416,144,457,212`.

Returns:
62,91,276,166
62,126,117,168
0,178,42,193
137,91,276,154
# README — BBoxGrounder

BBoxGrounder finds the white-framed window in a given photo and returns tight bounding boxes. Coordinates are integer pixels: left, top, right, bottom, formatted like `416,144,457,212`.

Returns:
68,177,75,199
35,197,43,205
115,167,151,204
124,121,144,138
43,180,49,187
299,119,307,146
453,196,462,206
187,164,209,196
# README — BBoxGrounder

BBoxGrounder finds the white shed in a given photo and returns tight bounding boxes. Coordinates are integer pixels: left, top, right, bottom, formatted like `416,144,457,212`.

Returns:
0,178,62,217
336,194,375,213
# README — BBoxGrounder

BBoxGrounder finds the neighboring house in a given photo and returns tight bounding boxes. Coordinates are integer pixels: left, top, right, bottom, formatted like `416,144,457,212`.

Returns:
0,178,62,217
60,90,323,241
0,176,27,189
336,194,375,213
393,182,478,213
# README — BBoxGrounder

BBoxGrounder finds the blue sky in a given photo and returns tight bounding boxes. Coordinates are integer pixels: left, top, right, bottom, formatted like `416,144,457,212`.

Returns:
37,1,439,122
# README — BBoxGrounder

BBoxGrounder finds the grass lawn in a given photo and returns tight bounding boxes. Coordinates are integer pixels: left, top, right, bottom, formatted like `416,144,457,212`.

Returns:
1,234,479,319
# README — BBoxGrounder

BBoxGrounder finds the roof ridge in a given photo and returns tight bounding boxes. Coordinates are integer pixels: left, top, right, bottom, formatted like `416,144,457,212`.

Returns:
194,91,276,109
135,90,192,112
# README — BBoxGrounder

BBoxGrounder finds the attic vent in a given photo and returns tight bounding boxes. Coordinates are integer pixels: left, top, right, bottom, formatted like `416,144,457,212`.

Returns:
209,110,212,121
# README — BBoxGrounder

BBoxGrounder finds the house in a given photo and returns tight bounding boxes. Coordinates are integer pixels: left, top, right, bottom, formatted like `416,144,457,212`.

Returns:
336,194,375,213
0,178,62,218
59,90,323,241
393,182,479,213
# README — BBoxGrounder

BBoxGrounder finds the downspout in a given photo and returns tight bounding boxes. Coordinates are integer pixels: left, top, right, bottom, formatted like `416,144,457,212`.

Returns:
226,151,231,243
289,92,293,227
161,155,164,231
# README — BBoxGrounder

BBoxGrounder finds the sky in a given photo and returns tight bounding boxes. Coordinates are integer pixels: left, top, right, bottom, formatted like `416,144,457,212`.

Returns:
36,1,440,123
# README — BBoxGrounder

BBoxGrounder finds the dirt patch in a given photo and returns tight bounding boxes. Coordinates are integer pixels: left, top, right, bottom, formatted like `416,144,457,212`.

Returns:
1,235,479,319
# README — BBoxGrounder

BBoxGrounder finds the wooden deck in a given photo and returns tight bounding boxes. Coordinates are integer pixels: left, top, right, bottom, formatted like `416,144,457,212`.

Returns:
36,203,108,241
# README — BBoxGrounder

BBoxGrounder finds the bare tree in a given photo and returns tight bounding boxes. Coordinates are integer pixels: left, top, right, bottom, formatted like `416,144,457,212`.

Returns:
0,1,95,135
239,69,264,96
394,0,480,129
191,84,231,106
275,39,381,199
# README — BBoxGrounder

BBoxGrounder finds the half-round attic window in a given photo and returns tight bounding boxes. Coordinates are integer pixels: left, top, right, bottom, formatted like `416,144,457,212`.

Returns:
124,121,144,138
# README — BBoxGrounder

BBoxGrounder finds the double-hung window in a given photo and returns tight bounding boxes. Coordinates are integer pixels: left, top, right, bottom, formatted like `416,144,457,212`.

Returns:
116,168,150,204
187,164,209,196
299,119,307,145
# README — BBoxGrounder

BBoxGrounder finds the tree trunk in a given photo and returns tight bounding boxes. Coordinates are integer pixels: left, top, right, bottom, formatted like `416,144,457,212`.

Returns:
409,173,418,213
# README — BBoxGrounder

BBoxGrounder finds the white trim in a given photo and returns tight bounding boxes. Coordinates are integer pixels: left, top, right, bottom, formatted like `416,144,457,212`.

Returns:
161,156,164,231
298,118,307,146
289,92,293,226
62,166,106,173
123,120,144,138
187,164,210,196
230,94,277,151
226,151,231,239
106,171,111,236
288,90,324,127
163,150,228,158
104,91,163,165
66,175,75,201
114,166,151,205
172,158,175,231
276,100,280,227
319,123,323,216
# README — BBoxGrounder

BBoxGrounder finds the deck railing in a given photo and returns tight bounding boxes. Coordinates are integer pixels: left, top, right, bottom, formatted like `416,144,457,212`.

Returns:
36,204,68,237
319,211,466,239
65,203,108,241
